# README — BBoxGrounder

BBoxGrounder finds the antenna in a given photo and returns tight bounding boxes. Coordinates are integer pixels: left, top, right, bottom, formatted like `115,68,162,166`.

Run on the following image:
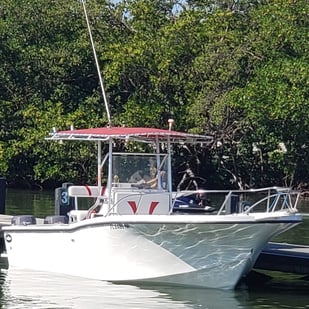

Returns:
81,0,112,126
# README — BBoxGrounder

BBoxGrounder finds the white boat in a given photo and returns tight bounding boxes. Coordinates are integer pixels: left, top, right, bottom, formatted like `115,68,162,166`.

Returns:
2,1,302,289
2,126,302,289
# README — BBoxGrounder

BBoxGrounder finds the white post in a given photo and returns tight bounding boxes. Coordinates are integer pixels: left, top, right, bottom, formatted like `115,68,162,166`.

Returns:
97,141,102,194
155,136,161,188
167,135,173,210
107,138,113,210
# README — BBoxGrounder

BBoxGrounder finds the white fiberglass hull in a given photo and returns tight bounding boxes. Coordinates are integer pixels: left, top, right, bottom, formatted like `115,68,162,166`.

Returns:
3,212,301,289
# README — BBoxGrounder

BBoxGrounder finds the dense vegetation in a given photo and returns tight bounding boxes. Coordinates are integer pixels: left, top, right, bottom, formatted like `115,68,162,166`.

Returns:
0,0,308,190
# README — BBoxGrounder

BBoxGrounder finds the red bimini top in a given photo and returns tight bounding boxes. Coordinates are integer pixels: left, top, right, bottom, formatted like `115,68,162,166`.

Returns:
47,126,213,144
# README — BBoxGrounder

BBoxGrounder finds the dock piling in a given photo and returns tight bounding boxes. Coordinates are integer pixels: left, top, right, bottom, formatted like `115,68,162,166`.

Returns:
0,177,6,215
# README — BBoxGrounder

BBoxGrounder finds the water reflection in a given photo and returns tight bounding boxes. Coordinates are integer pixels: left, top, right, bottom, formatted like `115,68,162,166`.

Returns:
1,267,308,309
0,267,244,309
244,289,309,309
5,189,54,218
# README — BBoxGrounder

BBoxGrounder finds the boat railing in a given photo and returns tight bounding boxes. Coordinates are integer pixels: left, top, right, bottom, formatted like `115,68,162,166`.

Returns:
242,190,299,214
68,185,300,218
173,187,300,215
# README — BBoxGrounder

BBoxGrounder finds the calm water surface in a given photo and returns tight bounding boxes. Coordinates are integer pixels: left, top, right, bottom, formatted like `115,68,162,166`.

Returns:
1,189,308,309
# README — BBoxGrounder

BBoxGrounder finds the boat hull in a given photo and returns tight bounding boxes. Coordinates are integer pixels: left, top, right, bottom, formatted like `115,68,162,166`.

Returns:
3,214,301,289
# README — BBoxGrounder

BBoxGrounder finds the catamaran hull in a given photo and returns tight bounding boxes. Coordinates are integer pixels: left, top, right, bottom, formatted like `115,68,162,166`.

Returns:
3,215,300,289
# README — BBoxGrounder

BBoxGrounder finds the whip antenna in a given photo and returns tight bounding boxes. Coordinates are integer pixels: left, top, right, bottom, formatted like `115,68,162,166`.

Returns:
81,0,112,126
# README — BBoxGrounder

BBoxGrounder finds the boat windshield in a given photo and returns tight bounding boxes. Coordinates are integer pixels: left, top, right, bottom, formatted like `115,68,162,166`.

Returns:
111,153,168,190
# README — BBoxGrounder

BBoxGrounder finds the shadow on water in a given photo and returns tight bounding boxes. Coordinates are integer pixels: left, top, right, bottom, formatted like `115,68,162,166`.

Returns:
127,272,309,309
239,270,309,308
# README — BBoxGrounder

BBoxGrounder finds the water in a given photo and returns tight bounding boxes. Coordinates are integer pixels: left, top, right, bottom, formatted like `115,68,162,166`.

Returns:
1,189,309,308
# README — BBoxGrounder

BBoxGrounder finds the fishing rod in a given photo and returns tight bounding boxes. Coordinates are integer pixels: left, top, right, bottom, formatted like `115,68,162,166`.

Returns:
80,0,112,126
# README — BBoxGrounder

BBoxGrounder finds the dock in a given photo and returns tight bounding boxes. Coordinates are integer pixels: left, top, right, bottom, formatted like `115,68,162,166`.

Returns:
0,214,308,275
254,242,309,275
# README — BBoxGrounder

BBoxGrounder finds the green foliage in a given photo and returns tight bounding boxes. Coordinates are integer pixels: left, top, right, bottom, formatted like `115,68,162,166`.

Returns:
210,0,309,187
0,0,308,189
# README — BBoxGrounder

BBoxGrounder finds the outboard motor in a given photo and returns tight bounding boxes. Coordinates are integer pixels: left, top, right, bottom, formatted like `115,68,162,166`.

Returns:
11,215,36,225
44,215,68,224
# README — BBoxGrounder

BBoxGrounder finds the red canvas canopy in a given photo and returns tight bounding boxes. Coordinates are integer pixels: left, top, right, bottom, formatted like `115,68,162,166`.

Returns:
47,127,213,144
